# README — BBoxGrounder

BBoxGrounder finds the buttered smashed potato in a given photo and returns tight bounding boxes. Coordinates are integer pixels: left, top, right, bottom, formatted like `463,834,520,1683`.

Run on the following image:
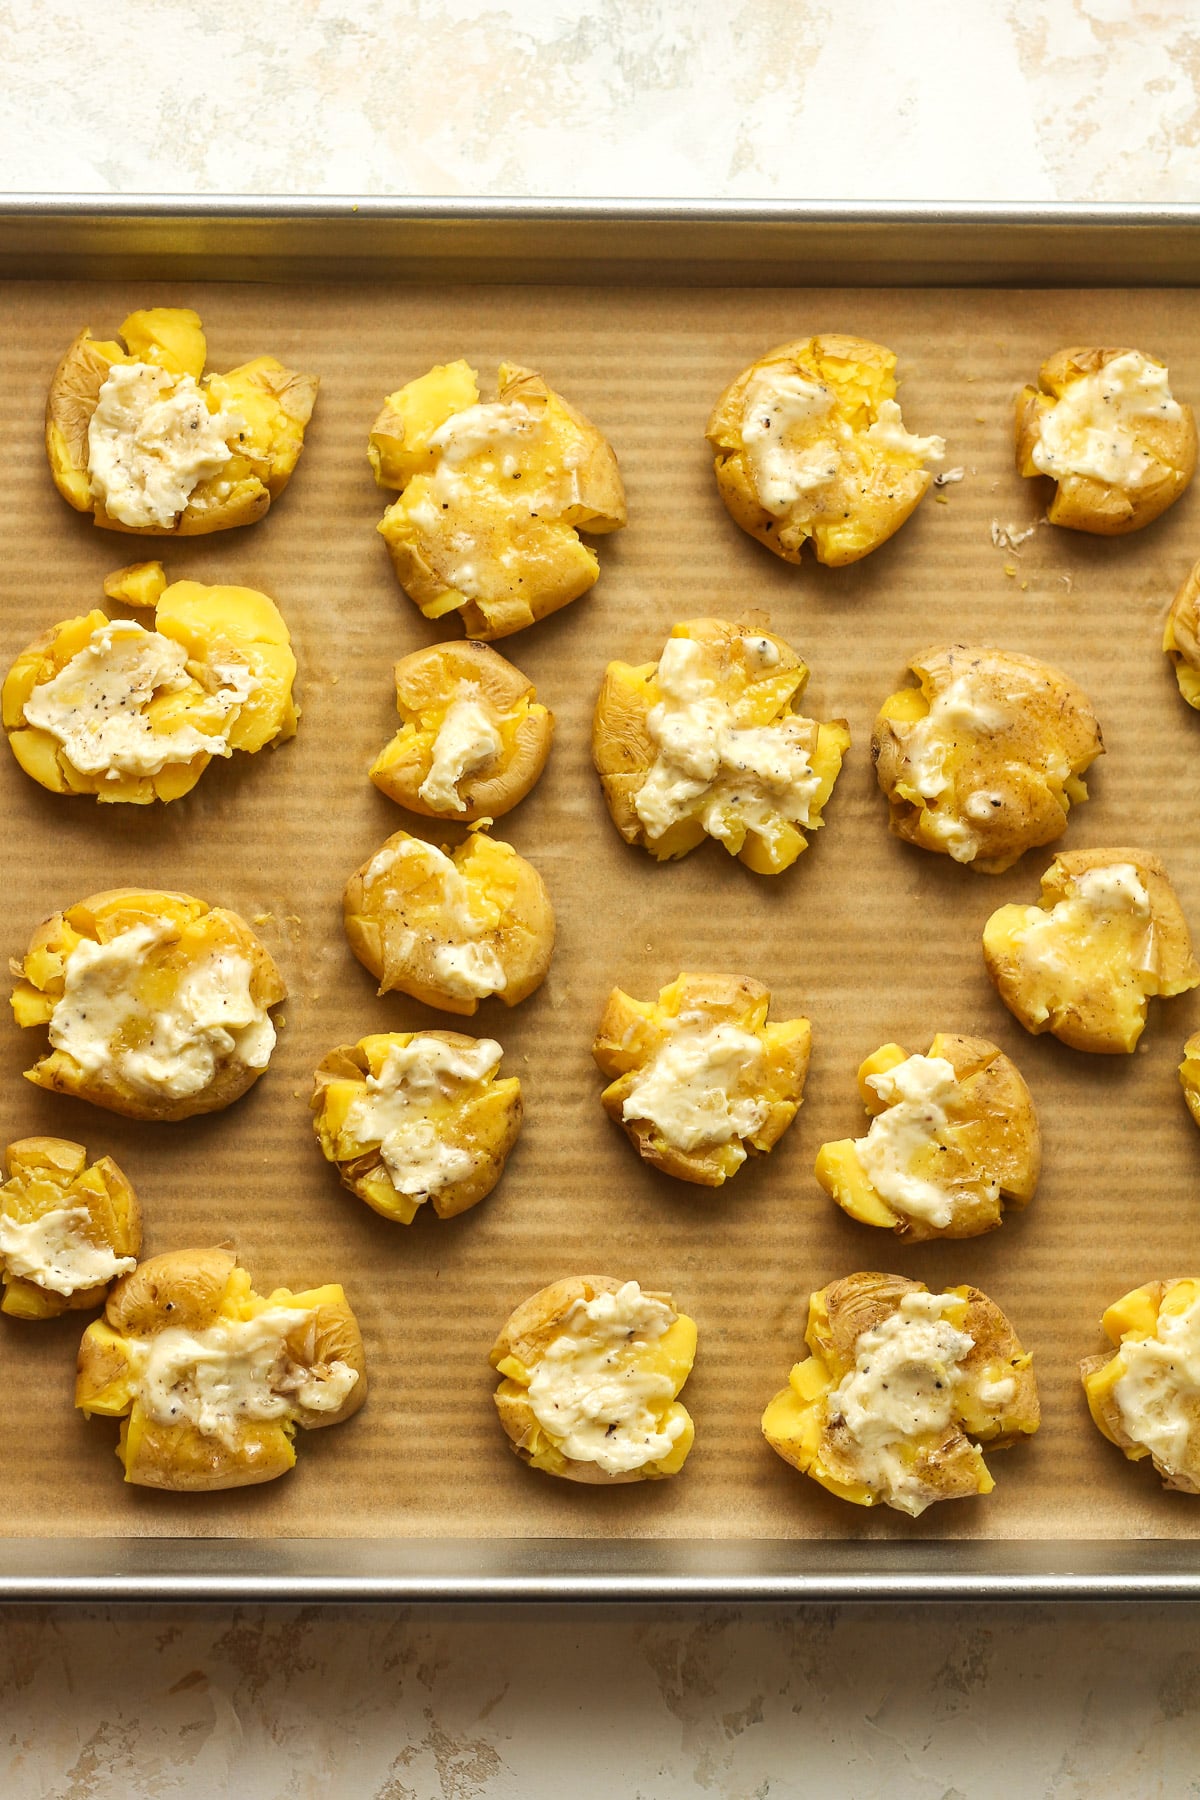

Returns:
1082,1279,1200,1494
343,828,554,1016
873,645,1103,872
1182,1032,1200,1130
706,334,945,566
592,973,811,1187
1165,559,1200,712
370,640,553,820
46,306,317,535
75,1248,366,1491
312,1030,523,1224
1016,347,1196,534
0,1137,141,1320
490,1275,697,1483
761,1273,1039,1517
370,359,626,639
11,888,286,1121
593,618,849,874
3,571,297,803
983,848,1200,1054
815,1034,1040,1242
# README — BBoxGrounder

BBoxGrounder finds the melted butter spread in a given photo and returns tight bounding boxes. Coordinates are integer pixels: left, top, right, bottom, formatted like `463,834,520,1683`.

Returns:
856,1054,971,1228
1032,351,1183,489
22,619,252,778
48,923,276,1101
0,1203,134,1295
134,1305,358,1447
827,1291,976,1516
1112,1293,1200,1477
418,691,503,813
87,362,241,529
622,1010,768,1159
902,673,1011,805
526,1280,685,1475
1017,862,1153,975
635,636,820,850
342,1035,502,1198
366,839,508,999
427,401,542,466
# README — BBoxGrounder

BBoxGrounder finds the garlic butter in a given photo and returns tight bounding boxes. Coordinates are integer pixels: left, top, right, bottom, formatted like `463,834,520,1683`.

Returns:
1111,1293,1200,1479
1032,351,1182,490
740,368,842,511
622,1013,768,1158
341,1034,502,1198
855,1054,964,1229
0,1204,135,1296
418,692,502,813
87,362,241,530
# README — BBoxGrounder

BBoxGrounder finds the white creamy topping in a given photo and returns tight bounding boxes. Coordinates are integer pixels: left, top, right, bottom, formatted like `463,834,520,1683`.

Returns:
22,620,248,779
431,940,507,999
1017,863,1153,976
903,673,1011,804
418,692,503,813
1032,351,1183,489
0,1204,134,1296
367,839,508,1000
856,1054,969,1228
134,1306,358,1447
1072,864,1151,917
526,1280,685,1475
622,1011,768,1159
828,1291,976,1516
1112,1294,1200,1476
635,636,821,852
342,1035,502,1198
740,368,841,511
740,634,781,669
87,362,240,530
427,401,541,465
864,398,945,462
48,924,276,1101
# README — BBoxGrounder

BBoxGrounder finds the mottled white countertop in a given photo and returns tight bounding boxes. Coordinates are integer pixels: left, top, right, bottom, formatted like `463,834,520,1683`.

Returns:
4,2,1200,1796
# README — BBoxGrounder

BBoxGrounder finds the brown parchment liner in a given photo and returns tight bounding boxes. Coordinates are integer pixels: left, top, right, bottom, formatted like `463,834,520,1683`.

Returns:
0,280,1198,1545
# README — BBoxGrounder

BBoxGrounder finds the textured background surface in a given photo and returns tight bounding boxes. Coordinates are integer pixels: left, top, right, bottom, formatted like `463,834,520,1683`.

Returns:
4,1,1200,1795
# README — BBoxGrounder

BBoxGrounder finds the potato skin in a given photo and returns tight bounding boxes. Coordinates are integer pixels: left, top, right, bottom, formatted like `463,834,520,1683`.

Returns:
11,887,287,1121
706,334,940,566
1165,559,1200,712
370,640,553,821
1080,1278,1200,1494
1015,346,1196,535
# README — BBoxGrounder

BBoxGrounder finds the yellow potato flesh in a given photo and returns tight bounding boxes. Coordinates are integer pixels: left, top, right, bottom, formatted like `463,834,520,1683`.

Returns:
369,360,481,489
102,561,167,608
0,1136,140,1319
118,308,207,379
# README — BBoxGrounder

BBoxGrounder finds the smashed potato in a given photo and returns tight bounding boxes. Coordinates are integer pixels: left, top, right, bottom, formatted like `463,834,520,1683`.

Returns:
3,574,297,803
1182,1032,1200,1130
11,888,286,1121
1164,559,1200,712
592,973,811,1187
312,1031,523,1224
370,640,552,820
761,1273,1039,1516
814,1035,1040,1242
0,1137,140,1320
490,1275,697,1483
872,644,1103,872
706,334,945,566
1016,347,1196,535
593,618,849,874
76,1248,365,1491
343,828,554,1016
370,359,626,639
1082,1279,1200,1494
983,848,1200,1054
47,306,317,534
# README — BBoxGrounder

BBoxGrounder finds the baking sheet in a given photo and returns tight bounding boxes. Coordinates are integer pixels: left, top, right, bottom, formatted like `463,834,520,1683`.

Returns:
1,278,1198,1548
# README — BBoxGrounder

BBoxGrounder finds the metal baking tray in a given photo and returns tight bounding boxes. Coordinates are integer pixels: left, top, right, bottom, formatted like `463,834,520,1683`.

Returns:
2,196,1200,1602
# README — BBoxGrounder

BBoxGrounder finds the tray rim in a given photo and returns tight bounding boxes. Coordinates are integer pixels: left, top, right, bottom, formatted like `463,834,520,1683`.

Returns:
3,195,1200,1601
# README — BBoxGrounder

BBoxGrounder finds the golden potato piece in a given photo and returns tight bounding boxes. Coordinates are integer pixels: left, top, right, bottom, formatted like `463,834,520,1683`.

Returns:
814,1034,1040,1242
1081,1279,1200,1494
1016,346,1196,535
593,972,811,1187
983,848,1200,1054
11,888,286,1121
872,644,1103,872
490,1275,697,1484
762,1272,1039,1516
593,618,849,875
75,1248,366,1491
370,640,553,821
372,358,626,639
0,1136,141,1320
312,1030,523,1225
102,560,166,608
1164,559,1200,712
1182,1032,1200,1130
46,308,318,535
3,576,297,804
343,829,554,1016
706,334,944,566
